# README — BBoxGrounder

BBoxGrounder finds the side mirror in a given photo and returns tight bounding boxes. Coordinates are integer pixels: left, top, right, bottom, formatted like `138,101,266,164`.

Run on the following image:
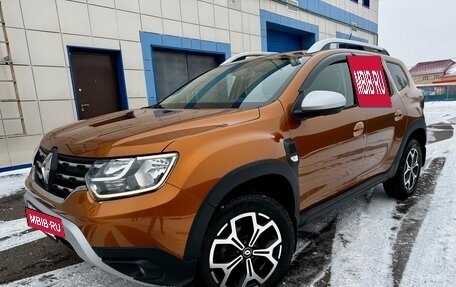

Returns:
299,90,346,117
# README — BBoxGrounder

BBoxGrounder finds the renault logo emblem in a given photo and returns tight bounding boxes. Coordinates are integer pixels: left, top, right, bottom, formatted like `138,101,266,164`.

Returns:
41,153,53,186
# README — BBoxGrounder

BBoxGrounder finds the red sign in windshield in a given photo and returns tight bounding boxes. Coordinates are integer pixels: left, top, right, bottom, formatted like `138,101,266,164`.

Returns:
347,56,392,108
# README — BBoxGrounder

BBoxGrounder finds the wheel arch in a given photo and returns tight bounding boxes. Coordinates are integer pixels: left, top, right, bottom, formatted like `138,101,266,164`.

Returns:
407,125,426,166
183,159,299,261
390,118,427,177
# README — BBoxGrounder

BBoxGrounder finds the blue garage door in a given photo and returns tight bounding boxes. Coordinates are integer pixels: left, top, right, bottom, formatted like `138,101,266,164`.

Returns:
152,49,223,101
267,29,303,53
266,22,316,53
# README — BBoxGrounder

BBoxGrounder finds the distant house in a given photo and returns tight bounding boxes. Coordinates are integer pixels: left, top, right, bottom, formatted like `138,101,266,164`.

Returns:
433,63,456,84
409,59,456,84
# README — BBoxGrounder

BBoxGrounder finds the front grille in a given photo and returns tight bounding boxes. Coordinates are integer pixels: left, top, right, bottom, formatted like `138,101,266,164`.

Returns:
34,148,94,199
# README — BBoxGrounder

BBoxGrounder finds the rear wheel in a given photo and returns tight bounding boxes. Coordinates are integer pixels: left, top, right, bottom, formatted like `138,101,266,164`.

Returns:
196,195,295,287
384,139,422,199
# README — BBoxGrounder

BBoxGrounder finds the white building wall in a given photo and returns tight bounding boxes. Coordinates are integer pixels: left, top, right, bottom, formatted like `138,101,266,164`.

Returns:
0,0,378,170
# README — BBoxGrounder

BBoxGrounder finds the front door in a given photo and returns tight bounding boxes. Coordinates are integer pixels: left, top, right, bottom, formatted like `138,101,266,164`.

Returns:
69,50,122,119
290,56,367,210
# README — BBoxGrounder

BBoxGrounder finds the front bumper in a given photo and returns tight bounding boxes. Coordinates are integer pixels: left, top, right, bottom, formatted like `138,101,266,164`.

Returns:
23,190,196,286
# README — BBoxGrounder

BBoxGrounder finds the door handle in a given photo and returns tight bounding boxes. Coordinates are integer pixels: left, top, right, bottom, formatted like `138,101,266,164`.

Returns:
80,103,90,112
394,109,403,121
353,121,364,137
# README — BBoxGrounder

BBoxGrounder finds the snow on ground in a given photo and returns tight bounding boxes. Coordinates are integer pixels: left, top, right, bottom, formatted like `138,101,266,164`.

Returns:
422,101,456,125
328,101,456,287
400,138,456,286
0,263,143,287
0,230,46,252
423,101,456,169
0,218,29,238
0,218,46,252
330,186,400,287
0,168,30,199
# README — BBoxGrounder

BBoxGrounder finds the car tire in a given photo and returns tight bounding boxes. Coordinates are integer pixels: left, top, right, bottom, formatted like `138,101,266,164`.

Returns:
196,194,295,287
384,139,422,200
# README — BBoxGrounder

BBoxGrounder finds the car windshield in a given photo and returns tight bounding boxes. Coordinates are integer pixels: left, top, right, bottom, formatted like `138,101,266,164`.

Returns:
157,56,307,109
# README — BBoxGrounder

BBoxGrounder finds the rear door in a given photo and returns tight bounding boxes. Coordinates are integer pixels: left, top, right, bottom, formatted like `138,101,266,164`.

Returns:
361,59,408,179
290,54,367,210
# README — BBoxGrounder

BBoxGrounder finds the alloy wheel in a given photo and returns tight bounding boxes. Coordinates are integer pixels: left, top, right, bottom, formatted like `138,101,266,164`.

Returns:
403,147,420,190
209,212,283,287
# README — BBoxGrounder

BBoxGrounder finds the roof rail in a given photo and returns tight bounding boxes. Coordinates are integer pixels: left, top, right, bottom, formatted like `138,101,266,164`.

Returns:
307,38,390,56
220,51,277,65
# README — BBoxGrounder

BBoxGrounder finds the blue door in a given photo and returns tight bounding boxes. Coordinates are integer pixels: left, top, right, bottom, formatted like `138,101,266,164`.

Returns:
266,23,316,53
267,29,303,52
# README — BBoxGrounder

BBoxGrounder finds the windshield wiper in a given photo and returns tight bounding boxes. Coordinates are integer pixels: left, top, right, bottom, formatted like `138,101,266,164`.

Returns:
143,103,164,109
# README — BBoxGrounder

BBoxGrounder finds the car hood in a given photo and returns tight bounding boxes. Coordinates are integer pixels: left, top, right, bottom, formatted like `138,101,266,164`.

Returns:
40,108,259,157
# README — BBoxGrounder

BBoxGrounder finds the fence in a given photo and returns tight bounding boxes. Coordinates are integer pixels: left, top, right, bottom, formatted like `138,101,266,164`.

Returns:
417,83,456,101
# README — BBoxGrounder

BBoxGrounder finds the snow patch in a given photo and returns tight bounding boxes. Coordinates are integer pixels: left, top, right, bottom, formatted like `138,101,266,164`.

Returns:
329,101,456,287
0,230,46,252
0,218,29,238
0,263,147,287
0,168,30,199
0,215,46,252
423,101,456,125
330,186,400,287
400,138,456,286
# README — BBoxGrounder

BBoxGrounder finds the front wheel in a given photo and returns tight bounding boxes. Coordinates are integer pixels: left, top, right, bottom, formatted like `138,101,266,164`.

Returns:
196,195,295,287
384,139,422,199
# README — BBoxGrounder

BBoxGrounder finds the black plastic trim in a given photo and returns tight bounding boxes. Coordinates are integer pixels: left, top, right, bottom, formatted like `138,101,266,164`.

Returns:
183,159,299,261
298,169,389,226
283,139,299,170
392,118,427,169
93,247,196,286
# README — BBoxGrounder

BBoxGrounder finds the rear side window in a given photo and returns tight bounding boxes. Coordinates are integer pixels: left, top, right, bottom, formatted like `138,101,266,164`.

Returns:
386,63,408,91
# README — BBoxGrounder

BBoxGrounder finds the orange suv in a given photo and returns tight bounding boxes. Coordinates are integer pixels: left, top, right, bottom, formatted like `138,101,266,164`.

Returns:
24,39,426,287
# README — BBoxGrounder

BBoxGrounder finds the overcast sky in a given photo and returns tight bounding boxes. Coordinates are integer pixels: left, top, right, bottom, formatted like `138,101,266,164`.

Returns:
378,0,456,68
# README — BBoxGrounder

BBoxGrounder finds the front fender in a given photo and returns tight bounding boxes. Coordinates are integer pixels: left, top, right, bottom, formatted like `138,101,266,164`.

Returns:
182,159,299,261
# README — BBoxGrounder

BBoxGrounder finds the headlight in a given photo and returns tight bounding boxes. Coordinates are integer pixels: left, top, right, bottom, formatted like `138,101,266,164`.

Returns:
85,153,178,200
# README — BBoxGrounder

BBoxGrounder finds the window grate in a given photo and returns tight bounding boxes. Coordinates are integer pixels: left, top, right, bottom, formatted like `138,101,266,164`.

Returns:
287,0,299,12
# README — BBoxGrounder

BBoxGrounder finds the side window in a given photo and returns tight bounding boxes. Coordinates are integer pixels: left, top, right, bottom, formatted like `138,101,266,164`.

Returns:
304,62,355,107
386,62,408,91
